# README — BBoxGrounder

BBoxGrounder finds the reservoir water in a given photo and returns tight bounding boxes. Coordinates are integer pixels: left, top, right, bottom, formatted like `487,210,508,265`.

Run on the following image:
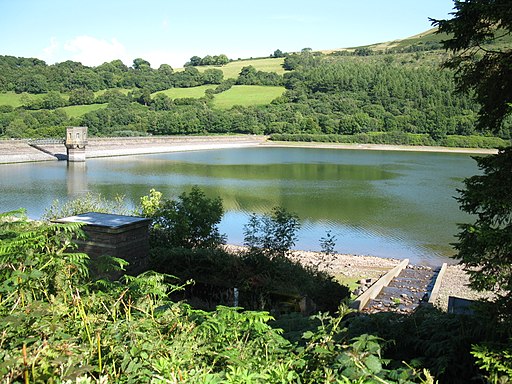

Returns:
0,146,481,266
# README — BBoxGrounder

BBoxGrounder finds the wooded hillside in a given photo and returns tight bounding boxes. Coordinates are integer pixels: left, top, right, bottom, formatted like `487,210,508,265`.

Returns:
0,29,510,147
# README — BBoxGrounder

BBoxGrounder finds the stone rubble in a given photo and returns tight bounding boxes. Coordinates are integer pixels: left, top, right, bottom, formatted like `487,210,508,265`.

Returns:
224,244,494,312
361,265,436,314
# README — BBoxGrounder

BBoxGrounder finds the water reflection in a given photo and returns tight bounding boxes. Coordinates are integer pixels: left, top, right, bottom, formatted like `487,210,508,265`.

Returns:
66,162,88,196
0,147,480,266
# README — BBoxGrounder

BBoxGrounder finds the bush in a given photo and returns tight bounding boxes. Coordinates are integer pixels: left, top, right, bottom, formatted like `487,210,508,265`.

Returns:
141,186,226,249
269,132,510,148
243,206,300,260
42,192,129,221
346,306,511,383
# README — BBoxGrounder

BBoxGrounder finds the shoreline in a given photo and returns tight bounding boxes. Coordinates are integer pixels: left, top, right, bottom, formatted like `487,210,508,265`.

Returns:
287,249,495,312
262,140,498,155
1,135,496,310
0,135,498,164
224,245,493,312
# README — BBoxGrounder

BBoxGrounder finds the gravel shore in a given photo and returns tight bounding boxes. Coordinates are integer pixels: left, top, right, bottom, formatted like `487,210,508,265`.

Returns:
291,250,494,312
224,245,493,312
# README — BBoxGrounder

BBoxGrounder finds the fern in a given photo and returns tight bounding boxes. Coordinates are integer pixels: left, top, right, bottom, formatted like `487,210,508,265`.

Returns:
472,343,512,383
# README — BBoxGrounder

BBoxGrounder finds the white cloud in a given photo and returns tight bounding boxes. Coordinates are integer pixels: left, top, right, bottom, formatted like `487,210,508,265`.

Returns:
142,49,189,69
42,37,60,62
40,35,189,68
41,35,130,66
62,36,130,66
161,17,170,30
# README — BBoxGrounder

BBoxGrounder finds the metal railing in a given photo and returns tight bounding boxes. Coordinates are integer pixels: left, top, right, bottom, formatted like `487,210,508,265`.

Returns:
27,138,65,146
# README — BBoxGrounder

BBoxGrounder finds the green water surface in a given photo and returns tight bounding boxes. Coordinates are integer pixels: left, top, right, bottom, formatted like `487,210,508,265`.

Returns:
0,147,481,265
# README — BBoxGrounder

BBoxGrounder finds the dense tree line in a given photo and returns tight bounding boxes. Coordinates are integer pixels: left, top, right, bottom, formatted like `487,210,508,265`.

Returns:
281,55,486,138
0,56,225,94
185,54,230,67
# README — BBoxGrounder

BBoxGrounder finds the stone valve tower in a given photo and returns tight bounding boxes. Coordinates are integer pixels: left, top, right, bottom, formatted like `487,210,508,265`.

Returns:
65,126,88,162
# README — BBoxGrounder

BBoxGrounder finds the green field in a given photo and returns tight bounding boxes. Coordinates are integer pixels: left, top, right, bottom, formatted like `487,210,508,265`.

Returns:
212,85,285,109
94,88,131,97
0,92,47,107
152,85,216,99
153,84,286,108
59,103,107,118
192,57,286,79
1,84,284,116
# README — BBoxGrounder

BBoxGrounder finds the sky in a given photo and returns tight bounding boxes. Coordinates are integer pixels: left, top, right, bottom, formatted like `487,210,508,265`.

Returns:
0,0,455,69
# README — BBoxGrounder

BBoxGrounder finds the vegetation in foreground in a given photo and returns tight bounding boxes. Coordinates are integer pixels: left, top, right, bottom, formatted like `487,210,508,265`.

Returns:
1,174,512,383
1,197,438,383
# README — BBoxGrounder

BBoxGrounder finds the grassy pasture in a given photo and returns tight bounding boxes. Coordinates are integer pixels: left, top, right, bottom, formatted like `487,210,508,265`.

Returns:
193,57,286,79
0,92,47,107
94,88,131,97
212,85,285,109
58,103,107,118
152,85,216,99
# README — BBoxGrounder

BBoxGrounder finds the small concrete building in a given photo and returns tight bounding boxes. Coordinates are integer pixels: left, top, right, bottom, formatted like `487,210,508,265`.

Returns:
65,126,88,162
54,212,151,277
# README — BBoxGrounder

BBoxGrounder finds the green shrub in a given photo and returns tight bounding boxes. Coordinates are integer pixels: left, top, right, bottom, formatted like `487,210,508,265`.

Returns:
243,206,300,259
42,192,129,221
269,132,510,148
141,186,226,249
346,306,511,383
150,245,350,314
0,209,430,382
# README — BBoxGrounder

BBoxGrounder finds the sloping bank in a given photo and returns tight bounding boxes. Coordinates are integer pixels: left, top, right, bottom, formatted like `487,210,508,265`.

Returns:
0,135,499,165
0,135,268,164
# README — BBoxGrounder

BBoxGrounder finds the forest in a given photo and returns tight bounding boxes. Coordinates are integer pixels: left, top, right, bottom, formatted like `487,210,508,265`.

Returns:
0,36,510,148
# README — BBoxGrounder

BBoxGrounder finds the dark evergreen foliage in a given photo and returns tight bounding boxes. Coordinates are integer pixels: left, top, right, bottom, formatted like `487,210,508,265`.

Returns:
431,0,512,132
454,148,512,318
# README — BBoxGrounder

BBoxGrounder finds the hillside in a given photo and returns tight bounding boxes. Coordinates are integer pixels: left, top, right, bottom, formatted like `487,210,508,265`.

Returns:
322,28,447,53
194,57,286,79
0,27,509,147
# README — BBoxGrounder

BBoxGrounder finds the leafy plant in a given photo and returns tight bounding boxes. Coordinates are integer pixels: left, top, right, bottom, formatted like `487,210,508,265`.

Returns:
243,206,300,259
319,229,338,269
299,305,436,383
472,343,512,384
42,192,129,221
142,186,226,249
0,209,88,308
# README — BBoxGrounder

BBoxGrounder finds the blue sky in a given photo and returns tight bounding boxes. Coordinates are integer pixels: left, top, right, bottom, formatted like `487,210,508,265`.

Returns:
1,0,455,69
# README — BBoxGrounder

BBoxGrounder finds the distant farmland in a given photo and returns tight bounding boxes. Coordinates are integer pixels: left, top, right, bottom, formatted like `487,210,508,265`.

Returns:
193,57,285,79
212,85,285,108
59,103,108,118
153,84,285,109
0,92,47,108
152,85,216,99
